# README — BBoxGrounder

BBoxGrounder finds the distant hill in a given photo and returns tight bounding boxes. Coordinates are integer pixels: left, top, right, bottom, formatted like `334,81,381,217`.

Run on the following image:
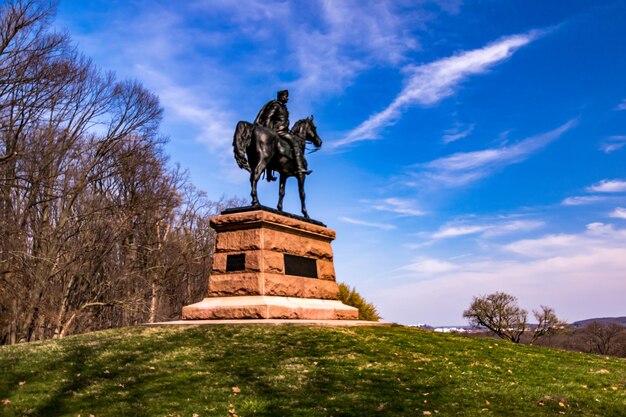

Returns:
1,324,625,416
572,316,626,328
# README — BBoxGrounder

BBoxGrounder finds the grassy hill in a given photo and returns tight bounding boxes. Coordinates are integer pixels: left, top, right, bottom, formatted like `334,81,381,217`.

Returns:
0,324,624,417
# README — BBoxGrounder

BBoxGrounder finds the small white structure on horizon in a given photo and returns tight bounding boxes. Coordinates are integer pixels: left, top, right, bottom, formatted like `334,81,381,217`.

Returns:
434,327,469,333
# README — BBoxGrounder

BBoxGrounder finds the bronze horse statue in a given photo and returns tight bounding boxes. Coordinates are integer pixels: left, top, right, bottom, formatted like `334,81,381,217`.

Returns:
233,116,322,218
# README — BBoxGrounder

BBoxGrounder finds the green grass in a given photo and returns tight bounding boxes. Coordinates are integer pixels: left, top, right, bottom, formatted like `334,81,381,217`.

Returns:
0,325,624,416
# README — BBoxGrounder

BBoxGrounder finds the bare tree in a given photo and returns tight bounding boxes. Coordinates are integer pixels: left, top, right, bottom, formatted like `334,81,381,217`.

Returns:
463,292,528,343
0,1,244,344
579,322,625,356
463,292,564,344
529,305,564,345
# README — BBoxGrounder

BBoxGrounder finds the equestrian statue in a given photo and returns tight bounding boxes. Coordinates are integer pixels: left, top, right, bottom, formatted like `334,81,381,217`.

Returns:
233,90,322,219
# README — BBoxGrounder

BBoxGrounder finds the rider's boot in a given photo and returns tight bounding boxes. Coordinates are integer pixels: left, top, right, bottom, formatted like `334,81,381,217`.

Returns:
266,168,276,182
294,149,312,175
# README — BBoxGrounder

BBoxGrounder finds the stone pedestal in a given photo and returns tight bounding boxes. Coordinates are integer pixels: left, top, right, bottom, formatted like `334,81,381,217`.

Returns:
182,207,358,320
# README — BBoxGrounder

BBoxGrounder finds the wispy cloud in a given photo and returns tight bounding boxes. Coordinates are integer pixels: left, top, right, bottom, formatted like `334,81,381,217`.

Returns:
411,120,576,188
136,66,234,155
504,222,624,257
433,225,489,239
339,216,396,230
586,179,626,193
432,219,544,239
58,4,238,153
443,124,475,144
600,136,626,153
210,0,452,100
615,99,626,111
334,30,543,148
401,257,459,275
290,0,462,97
482,220,545,237
609,207,626,219
368,198,426,217
561,195,611,206
379,223,626,325
560,179,626,207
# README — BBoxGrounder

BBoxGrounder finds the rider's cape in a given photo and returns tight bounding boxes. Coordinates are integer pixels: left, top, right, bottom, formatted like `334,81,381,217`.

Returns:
253,100,278,127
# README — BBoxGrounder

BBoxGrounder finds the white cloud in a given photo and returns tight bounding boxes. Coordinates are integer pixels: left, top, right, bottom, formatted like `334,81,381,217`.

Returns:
211,0,437,99
433,225,489,239
586,179,626,193
412,120,576,188
376,223,626,325
339,216,396,230
58,3,238,153
561,179,626,207
176,0,470,120
482,220,545,237
319,0,418,65
334,30,542,147
290,0,463,98
443,124,474,143
504,222,622,257
137,66,234,153
600,135,626,153
432,219,544,239
609,207,626,219
561,195,610,206
369,198,426,217
616,99,626,111
401,257,458,275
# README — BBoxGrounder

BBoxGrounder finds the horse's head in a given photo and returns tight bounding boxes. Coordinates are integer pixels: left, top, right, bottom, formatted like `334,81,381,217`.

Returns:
293,115,322,149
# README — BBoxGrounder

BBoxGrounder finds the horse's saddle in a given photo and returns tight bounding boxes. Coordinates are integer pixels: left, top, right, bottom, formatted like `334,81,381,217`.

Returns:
252,124,295,161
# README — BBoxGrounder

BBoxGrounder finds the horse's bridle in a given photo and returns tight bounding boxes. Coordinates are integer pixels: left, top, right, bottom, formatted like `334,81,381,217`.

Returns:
292,122,321,154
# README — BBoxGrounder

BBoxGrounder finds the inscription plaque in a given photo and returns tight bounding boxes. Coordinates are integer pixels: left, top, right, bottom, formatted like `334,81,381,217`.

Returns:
226,254,246,272
284,254,317,278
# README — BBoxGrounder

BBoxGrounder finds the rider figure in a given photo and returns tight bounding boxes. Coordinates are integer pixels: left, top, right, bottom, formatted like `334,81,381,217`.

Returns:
254,90,312,181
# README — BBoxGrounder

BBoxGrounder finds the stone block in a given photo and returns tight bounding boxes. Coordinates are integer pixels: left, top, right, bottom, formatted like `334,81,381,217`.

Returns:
212,253,227,273
264,273,339,299
263,251,284,274
300,278,339,299
244,250,262,272
335,307,359,320
317,259,336,281
208,273,262,296
182,296,358,320
216,229,262,252
183,305,267,320
261,228,333,259
210,210,336,240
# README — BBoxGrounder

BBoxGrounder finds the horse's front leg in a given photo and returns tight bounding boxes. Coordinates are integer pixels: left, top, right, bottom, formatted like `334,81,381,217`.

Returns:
297,173,308,218
277,174,287,212
250,164,264,206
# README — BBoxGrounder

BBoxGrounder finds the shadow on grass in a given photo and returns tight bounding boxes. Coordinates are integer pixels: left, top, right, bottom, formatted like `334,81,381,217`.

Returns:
1,328,180,416
1,325,625,417
203,326,442,416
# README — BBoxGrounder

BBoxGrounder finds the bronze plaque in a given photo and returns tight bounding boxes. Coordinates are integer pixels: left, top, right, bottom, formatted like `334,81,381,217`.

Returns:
226,254,246,272
284,254,317,278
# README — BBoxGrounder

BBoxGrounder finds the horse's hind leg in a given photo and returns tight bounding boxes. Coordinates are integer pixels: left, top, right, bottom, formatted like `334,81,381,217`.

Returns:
277,174,287,212
297,174,308,218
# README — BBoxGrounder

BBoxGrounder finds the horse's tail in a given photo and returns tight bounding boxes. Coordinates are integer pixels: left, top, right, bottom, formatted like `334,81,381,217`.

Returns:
233,121,252,172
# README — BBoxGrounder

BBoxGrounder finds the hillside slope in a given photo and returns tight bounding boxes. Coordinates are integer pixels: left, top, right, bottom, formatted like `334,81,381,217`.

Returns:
1,325,624,417
572,316,626,327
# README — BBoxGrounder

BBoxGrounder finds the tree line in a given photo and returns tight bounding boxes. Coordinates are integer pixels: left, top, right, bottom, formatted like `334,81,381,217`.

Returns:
463,292,626,357
0,0,242,344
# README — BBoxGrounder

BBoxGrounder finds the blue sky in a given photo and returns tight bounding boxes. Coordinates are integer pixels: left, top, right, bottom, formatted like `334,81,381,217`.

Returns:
55,0,626,325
